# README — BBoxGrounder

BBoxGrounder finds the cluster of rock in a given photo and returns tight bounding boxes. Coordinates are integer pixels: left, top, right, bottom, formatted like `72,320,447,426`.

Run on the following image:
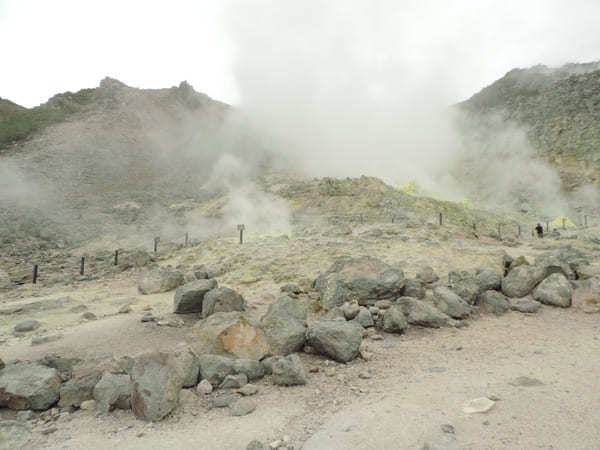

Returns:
2,247,591,424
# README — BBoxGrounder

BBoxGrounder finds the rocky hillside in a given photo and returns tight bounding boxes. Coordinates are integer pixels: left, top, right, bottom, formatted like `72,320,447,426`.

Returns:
457,62,600,191
0,97,26,122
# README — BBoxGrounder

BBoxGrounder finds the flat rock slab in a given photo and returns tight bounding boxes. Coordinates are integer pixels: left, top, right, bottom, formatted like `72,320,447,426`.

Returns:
14,320,40,333
462,397,495,414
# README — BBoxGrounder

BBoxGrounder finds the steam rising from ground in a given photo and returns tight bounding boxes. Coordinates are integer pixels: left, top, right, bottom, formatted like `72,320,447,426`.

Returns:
225,1,595,216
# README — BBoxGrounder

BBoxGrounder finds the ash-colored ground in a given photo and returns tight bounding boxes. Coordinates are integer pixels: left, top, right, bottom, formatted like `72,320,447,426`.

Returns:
2,218,600,449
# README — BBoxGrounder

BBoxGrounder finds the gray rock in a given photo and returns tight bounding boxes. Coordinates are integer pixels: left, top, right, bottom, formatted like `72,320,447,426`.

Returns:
14,320,40,333
232,359,265,381
269,354,307,386
93,373,131,413
202,287,245,318
396,297,450,328
417,266,439,284
81,312,97,320
475,269,502,292
433,287,473,319
262,295,308,322
138,270,184,295
501,265,545,298
306,320,363,363
403,278,426,299
477,290,510,315
118,304,132,314
341,302,360,320
196,379,213,395
353,307,374,328
238,384,259,396
212,394,239,408
532,273,572,307
58,373,101,408
247,440,268,450
172,344,200,388
198,354,236,386
314,256,405,310
231,397,256,416
188,312,270,360
534,254,574,280
174,279,218,314
509,296,542,313
219,374,248,389
261,315,306,356
0,362,61,410
130,351,183,421
39,354,79,381
261,356,277,375
448,271,480,304
381,306,408,333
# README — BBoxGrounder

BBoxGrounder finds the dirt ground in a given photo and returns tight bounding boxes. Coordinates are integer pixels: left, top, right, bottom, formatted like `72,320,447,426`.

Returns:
1,224,600,449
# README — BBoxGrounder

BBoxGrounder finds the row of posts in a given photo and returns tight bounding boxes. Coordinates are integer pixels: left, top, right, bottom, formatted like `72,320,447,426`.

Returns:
30,227,248,284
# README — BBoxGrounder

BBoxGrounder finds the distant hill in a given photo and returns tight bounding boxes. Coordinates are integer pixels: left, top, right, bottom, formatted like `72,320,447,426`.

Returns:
0,97,26,122
457,62,600,192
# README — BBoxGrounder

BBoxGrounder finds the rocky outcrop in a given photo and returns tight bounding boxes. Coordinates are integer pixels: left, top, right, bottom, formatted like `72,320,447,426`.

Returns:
314,256,405,310
477,290,510,315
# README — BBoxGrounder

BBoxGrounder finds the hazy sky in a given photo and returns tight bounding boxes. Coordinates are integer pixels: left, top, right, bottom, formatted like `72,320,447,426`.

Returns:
0,0,599,108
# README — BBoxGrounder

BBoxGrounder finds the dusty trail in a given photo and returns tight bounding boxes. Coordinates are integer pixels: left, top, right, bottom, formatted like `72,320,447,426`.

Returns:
14,306,600,450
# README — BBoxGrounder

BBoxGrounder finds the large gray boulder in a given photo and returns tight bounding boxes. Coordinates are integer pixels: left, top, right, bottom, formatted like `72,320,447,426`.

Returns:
93,373,131,413
202,287,245,318
130,351,183,422
174,279,218,314
396,297,450,328
262,295,307,322
501,265,545,298
532,273,573,308
381,306,408,333
268,354,307,386
306,320,362,363
433,286,473,319
261,316,306,356
534,254,574,280
416,266,439,284
138,269,184,295
0,362,61,410
58,373,101,408
261,296,307,355
198,354,236,387
187,312,270,360
475,269,502,292
314,256,405,310
477,290,510,315
448,271,480,305
172,344,200,388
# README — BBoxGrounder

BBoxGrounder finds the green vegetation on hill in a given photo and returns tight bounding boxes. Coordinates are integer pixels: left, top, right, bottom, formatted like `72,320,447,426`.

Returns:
0,88,97,149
